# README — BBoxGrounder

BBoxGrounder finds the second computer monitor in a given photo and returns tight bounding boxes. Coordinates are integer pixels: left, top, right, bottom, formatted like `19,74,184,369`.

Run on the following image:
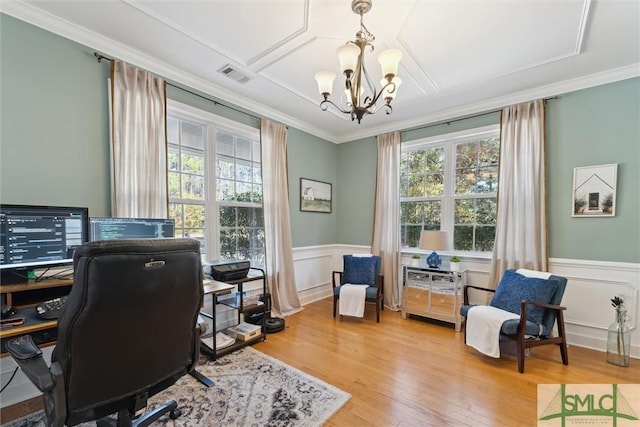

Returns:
89,217,175,241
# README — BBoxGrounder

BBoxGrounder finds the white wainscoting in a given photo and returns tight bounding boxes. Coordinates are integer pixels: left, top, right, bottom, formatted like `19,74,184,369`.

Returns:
292,245,640,358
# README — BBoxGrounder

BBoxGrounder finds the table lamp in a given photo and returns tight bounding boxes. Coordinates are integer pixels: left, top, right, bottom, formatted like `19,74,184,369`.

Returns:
419,230,450,268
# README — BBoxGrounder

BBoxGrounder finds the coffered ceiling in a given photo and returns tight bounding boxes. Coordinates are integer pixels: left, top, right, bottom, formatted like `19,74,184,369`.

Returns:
2,0,638,143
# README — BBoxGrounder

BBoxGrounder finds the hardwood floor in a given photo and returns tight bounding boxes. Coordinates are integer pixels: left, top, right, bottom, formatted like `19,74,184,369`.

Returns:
3,297,637,426
252,297,638,427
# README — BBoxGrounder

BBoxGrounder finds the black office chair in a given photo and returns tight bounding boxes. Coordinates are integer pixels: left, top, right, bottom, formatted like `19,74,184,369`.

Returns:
7,238,205,427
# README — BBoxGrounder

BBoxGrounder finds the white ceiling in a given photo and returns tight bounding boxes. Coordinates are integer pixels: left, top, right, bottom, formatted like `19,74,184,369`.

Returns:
2,0,639,143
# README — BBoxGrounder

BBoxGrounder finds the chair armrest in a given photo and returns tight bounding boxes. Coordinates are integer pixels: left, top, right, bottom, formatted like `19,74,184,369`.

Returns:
523,300,567,311
517,301,568,337
332,271,343,289
463,284,496,305
6,335,55,392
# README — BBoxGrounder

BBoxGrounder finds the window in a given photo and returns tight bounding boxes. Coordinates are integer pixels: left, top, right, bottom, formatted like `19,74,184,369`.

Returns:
167,101,264,266
400,125,500,252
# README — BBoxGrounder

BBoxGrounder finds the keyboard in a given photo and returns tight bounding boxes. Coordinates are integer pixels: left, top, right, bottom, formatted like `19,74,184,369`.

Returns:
36,296,68,320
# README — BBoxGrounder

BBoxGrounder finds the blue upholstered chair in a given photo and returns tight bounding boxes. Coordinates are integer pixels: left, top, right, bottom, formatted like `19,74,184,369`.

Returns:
460,269,568,373
332,255,384,322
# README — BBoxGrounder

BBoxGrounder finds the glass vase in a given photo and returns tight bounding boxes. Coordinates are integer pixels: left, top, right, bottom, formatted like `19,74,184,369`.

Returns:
606,310,630,367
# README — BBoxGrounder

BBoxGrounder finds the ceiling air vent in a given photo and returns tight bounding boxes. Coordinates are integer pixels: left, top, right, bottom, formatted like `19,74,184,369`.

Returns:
218,65,251,84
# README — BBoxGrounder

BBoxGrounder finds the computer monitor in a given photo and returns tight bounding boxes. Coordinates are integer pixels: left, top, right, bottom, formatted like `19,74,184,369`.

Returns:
0,204,89,283
89,217,175,241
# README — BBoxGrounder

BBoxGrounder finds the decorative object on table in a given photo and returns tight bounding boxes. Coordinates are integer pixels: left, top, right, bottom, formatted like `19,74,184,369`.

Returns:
2,347,351,427
572,163,617,217
419,230,450,268
449,256,461,272
300,177,332,213
607,295,630,367
410,253,421,267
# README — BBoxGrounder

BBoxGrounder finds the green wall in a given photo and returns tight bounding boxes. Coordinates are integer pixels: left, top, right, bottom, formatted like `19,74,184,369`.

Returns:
547,78,640,263
0,14,111,214
287,128,338,247
335,136,378,245
1,14,638,263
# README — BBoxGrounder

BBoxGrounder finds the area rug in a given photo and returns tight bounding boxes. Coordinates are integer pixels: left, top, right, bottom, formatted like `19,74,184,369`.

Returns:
2,347,350,427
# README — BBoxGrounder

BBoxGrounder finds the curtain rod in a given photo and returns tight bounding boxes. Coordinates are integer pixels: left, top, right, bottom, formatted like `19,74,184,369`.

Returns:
405,96,557,134
95,52,262,122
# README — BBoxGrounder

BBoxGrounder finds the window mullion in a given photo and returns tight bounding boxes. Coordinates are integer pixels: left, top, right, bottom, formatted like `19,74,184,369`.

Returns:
206,123,219,260
441,142,455,247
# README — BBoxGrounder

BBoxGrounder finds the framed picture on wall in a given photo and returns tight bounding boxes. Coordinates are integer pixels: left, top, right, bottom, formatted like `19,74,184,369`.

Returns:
300,178,332,213
572,163,617,217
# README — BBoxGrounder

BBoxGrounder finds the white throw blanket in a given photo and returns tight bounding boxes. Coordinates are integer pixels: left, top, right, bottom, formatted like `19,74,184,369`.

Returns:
466,306,520,358
339,284,369,317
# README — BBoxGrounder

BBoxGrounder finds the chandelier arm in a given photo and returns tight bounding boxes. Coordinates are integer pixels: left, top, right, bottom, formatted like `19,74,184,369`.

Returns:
320,98,353,115
367,81,396,109
359,58,379,110
356,101,392,118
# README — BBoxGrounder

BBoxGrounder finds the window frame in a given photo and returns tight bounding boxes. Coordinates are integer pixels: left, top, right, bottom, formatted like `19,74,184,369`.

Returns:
401,124,500,256
167,99,262,262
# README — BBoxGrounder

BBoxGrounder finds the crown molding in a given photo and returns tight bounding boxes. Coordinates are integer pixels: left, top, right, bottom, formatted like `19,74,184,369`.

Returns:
0,1,333,142
2,1,638,145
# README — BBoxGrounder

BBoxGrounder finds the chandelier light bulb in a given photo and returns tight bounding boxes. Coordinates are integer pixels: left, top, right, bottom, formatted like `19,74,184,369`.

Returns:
315,71,336,97
378,49,402,81
337,44,361,76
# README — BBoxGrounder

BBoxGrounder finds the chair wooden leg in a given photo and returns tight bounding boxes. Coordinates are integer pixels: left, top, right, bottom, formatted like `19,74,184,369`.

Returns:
517,340,525,373
463,320,467,344
333,296,338,318
557,312,569,365
376,302,380,323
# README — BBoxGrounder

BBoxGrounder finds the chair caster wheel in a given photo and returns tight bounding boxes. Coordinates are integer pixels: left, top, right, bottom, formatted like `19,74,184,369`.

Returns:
169,408,181,419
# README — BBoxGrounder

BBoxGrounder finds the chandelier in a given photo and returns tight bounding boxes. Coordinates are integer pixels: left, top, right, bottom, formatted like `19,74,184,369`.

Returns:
314,0,402,124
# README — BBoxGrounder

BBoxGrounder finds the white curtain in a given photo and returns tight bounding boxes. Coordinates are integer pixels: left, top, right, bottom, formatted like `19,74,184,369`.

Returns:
110,61,167,218
372,131,402,310
488,99,547,287
260,119,303,317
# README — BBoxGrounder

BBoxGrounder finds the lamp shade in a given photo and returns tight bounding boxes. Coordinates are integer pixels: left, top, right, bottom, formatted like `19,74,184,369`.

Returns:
418,230,449,251
380,77,402,101
314,71,336,95
337,43,361,74
377,48,402,80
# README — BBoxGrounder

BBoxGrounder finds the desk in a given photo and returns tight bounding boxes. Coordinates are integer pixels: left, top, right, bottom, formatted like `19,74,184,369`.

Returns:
1,278,72,356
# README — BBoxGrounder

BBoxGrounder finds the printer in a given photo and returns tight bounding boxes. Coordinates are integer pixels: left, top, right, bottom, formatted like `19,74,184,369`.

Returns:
203,259,250,281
